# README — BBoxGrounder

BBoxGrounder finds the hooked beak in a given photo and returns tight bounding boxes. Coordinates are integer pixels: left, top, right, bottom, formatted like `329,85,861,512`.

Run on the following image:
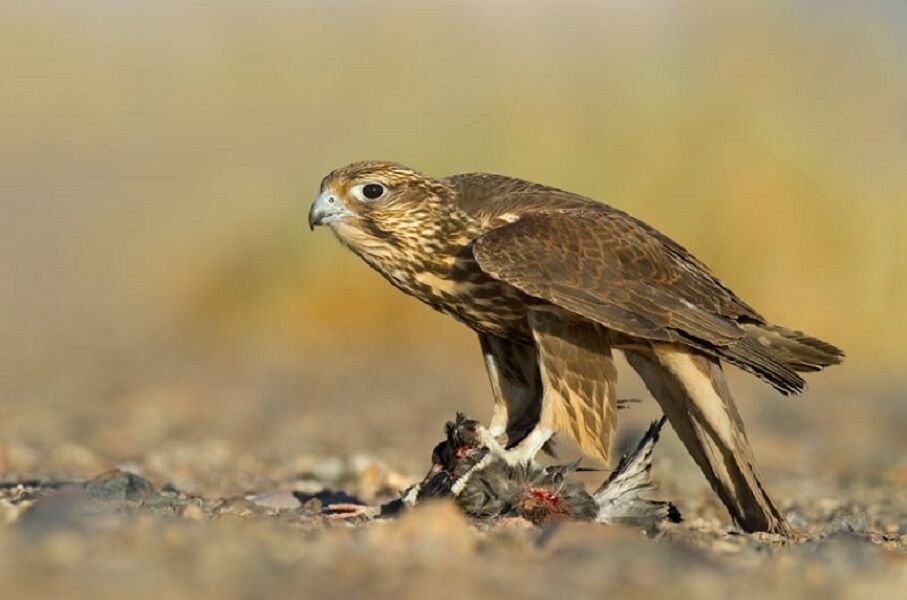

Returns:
308,191,350,231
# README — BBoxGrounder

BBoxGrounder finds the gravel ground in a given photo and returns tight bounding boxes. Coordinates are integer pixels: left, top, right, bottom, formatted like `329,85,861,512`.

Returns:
2,339,906,599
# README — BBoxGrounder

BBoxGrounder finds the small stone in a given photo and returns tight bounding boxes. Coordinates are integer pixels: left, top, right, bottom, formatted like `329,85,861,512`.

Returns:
182,504,205,520
161,482,182,494
300,496,323,515
248,490,302,511
291,479,325,495
1,497,29,524
212,497,260,519
85,469,155,501
18,486,105,533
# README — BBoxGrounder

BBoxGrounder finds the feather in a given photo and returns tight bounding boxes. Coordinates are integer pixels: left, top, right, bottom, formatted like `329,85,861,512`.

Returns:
594,417,681,526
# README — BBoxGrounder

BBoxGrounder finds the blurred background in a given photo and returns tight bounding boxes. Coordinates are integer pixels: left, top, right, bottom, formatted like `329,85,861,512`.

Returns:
2,0,906,507
2,1,907,597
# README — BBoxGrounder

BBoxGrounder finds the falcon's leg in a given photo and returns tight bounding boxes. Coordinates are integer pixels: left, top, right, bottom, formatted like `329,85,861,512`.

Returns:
525,309,619,465
478,333,542,444
625,344,791,535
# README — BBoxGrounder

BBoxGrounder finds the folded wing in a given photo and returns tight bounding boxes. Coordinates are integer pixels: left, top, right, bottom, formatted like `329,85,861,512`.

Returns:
472,209,806,394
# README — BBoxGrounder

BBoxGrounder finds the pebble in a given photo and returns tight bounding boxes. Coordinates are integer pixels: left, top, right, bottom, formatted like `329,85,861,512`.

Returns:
181,504,205,520
85,469,155,501
248,490,302,511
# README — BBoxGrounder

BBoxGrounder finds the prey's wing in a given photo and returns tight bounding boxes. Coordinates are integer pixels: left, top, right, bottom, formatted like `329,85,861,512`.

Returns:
593,416,680,526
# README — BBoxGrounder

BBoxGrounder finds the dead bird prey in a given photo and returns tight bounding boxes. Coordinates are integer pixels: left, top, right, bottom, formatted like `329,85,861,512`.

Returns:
408,413,680,527
309,161,843,534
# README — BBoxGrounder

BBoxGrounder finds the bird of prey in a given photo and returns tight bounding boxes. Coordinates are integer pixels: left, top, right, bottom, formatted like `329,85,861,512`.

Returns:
308,161,843,535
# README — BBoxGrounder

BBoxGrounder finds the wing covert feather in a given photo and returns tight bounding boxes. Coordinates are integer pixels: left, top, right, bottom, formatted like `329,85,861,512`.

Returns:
472,210,750,347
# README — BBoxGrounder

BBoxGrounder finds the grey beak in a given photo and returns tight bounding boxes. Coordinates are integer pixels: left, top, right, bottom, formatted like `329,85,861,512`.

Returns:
308,191,336,231
308,201,323,231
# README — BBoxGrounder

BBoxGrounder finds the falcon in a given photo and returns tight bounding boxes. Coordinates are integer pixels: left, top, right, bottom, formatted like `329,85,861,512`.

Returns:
308,161,843,535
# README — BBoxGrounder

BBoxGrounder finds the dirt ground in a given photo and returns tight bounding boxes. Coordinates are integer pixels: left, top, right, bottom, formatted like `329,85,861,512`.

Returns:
1,335,906,600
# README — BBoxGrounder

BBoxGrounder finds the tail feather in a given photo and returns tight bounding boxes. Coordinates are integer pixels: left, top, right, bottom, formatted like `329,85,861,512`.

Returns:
741,324,845,373
701,324,844,396
722,337,806,395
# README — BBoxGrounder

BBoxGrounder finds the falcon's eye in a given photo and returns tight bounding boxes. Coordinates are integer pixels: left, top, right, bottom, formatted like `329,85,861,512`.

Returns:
362,183,384,200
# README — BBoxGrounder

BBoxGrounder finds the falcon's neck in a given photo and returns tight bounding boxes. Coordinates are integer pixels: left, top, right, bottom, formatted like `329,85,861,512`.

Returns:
331,188,533,340
343,198,496,304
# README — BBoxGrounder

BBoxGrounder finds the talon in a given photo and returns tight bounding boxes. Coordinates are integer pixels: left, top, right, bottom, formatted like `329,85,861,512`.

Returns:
495,427,555,466
476,426,507,454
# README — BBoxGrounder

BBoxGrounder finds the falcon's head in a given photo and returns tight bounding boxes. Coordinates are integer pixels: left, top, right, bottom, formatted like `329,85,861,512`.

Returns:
308,161,460,262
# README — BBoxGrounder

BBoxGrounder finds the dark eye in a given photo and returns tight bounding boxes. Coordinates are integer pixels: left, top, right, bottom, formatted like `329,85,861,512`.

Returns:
362,183,384,200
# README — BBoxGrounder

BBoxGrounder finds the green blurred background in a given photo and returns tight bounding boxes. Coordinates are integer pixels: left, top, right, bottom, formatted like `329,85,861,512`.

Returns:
2,0,905,415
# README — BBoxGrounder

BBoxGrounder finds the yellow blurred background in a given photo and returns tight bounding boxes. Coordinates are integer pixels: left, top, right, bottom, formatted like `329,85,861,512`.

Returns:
2,0,905,380
3,6,907,597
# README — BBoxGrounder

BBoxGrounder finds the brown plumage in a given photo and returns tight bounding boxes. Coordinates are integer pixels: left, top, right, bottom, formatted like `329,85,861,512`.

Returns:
309,160,844,535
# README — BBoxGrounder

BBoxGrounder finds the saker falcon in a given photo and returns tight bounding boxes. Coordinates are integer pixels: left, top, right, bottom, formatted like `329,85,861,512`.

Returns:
308,161,843,535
